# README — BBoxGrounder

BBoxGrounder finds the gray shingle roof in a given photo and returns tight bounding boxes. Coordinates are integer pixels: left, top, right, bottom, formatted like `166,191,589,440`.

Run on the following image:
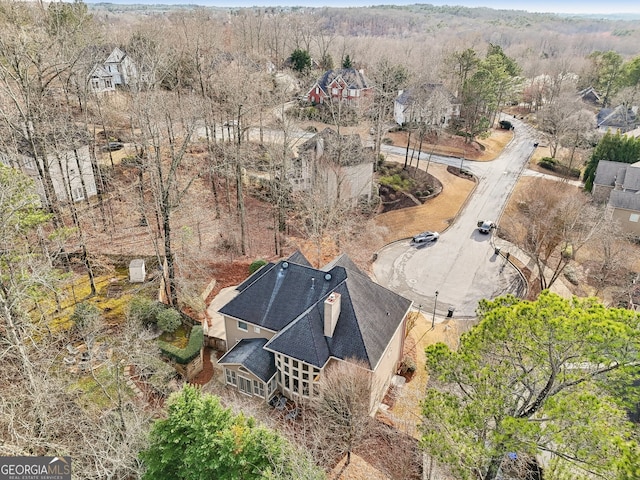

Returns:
597,105,638,132
217,338,276,382
317,68,371,92
595,160,640,191
219,254,412,371
220,260,347,331
623,163,640,191
609,189,640,211
264,260,412,370
322,253,366,276
235,262,275,292
594,160,625,187
287,250,312,267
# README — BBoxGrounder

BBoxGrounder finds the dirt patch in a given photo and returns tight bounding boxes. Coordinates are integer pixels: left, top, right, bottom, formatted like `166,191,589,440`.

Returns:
189,347,215,385
329,453,392,480
385,128,512,162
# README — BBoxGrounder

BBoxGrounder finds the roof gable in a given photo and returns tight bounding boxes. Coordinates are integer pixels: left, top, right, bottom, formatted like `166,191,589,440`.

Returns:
594,160,626,187
89,65,112,79
317,68,371,92
218,338,276,382
287,250,312,267
105,47,126,64
343,267,411,369
322,253,366,276
219,260,347,331
262,257,412,369
578,86,602,105
610,189,640,212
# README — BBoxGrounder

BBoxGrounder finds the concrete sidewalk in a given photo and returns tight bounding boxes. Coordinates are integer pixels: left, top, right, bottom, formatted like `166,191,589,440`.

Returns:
493,237,574,298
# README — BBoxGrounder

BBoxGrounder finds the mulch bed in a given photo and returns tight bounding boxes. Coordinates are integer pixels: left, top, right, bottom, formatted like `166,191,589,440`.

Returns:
189,347,216,385
377,163,442,213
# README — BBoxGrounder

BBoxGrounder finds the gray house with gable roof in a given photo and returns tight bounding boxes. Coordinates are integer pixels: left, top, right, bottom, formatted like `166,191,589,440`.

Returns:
289,127,374,205
592,160,640,236
217,251,412,413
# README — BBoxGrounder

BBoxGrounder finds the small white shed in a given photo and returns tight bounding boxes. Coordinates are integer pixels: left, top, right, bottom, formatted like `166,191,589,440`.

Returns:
129,259,146,283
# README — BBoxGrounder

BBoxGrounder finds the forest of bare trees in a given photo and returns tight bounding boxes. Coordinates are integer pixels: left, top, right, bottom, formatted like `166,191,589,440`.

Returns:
1,0,640,477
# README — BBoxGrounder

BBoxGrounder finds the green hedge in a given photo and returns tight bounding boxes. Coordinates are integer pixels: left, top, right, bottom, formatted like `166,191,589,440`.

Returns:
538,157,580,179
249,259,267,274
158,325,203,364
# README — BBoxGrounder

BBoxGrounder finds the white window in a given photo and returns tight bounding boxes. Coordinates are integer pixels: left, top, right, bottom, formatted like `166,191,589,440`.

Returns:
237,321,248,331
105,79,112,88
92,80,99,89
225,369,237,386
332,87,339,95
268,377,277,396
630,214,640,222
315,87,319,94
253,380,265,397
72,188,85,202
238,376,252,396
254,326,261,333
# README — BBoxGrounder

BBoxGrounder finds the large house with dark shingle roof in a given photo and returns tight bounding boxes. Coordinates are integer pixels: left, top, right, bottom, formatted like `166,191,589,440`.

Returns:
306,68,373,105
592,160,640,236
217,252,412,412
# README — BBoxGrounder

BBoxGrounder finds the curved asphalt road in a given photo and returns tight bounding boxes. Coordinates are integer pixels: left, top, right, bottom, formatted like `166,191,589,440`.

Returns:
373,117,536,318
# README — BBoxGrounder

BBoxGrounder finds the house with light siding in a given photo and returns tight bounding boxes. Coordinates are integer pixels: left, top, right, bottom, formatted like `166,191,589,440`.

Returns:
394,83,460,128
216,252,412,413
592,160,640,236
289,127,373,206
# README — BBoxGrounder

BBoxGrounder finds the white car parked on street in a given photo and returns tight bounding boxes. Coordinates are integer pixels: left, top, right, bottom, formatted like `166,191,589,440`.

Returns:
411,231,440,244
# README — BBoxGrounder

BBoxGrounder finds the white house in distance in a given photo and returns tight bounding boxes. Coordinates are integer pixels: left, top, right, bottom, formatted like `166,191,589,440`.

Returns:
104,47,137,87
0,137,98,205
88,47,146,94
394,83,461,128
88,65,116,94
289,127,374,206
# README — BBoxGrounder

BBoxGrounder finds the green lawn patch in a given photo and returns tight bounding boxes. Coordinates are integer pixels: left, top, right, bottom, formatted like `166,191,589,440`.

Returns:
70,365,134,411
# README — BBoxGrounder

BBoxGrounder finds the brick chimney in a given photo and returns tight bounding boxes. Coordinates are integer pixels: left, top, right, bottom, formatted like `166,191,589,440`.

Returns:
323,292,341,337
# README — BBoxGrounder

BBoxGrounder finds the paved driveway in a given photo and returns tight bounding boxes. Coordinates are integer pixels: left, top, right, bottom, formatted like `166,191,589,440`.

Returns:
373,118,535,318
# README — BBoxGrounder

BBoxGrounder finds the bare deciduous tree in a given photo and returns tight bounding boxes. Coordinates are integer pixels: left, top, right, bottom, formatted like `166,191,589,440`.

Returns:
503,180,606,291
309,359,376,466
